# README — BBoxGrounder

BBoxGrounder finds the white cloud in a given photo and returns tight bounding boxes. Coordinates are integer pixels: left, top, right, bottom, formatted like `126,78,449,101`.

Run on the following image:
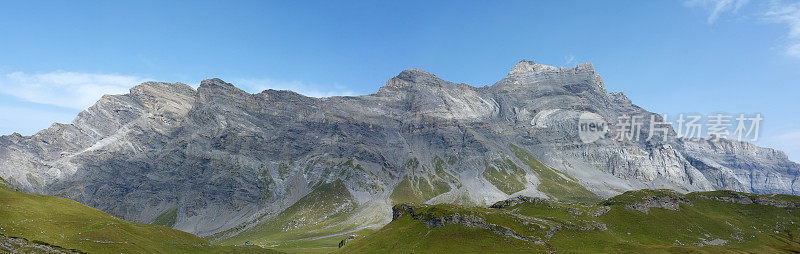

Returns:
233,78,356,98
764,0,800,58
685,0,750,24
0,71,147,110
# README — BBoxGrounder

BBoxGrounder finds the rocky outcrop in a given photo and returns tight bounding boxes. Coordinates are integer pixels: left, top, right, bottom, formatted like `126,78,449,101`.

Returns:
0,60,797,238
603,190,693,213
623,195,692,213
695,191,800,208
491,195,610,217
338,235,356,248
391,204,534,241
489,196,547,209
0,234,82,254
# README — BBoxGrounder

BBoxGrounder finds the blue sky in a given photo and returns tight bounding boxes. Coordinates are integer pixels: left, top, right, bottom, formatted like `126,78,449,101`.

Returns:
1,0,799,161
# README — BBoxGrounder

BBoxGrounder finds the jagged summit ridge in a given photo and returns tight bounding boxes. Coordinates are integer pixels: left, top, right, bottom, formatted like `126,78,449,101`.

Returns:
509,59,548,75
495,59,606,94
508,59,596,75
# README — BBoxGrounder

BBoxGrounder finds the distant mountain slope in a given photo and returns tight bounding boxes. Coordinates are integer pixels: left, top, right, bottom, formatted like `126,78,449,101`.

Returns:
0,60,797,242
0,179,279,253
340,190,800,253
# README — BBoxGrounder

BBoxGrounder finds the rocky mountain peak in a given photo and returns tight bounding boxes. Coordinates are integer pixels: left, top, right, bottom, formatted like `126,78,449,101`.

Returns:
493,60,606,94
197,78,250,101
199,78,236,90
384,68,445,89
608,92,632,105
508,59,541,75
129,81,196,99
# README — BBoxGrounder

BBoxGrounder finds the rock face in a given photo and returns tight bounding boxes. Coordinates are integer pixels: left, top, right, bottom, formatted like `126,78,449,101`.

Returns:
0,60,798,237
0,234,81,254
338,235,356,248
617,190,692,213
696,190,800,208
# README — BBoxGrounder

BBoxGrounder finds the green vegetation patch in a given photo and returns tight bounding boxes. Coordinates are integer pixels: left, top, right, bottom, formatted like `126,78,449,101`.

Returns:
278,162,291,177
389,157,455,205
510,144,601,204
258,169,275,202
482,158,526,195
0,183,279,254
390,175,451,205
339,210,544,253
152,207,178,228
0,176,9,187
580,189,800,252
390,176,430,205
219,180,358,246
342,189,800,253
264,227,376,254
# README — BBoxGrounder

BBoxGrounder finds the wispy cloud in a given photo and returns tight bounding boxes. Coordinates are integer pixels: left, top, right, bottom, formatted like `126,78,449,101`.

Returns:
764,0,800,58
685,0,750,24
684,0,800,59
233,78,356,98
564,55,577,66
762,129,800,162
0,71,148,110
0,70,356,110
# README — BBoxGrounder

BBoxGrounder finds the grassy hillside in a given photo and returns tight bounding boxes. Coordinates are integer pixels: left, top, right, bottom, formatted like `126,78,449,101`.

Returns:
389,157,454,205
482,158,527,195
216,180,361,253
0,181,279,254
340,189,800,253
390,175,451,205
510,144,602,204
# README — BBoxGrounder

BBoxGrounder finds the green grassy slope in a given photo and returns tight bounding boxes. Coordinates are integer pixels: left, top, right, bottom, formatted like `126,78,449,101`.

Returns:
482,158,527,195
510,144,602,204
338,214,544,253
0,181,279,254
152,207,178,227
340,189,800,253
389,175,451,205
217,180,359,250
389,158,454,205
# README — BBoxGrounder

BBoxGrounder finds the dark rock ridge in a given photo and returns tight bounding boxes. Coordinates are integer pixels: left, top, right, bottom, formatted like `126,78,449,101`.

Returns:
392,199,609,244
0,60,798,237
338,235,356,248
696,191,799,208
624,193,692,213
489,196,548,209
490,195,610,217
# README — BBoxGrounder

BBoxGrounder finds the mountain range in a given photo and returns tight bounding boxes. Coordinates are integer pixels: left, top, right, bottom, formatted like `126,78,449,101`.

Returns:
1,60,798,246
